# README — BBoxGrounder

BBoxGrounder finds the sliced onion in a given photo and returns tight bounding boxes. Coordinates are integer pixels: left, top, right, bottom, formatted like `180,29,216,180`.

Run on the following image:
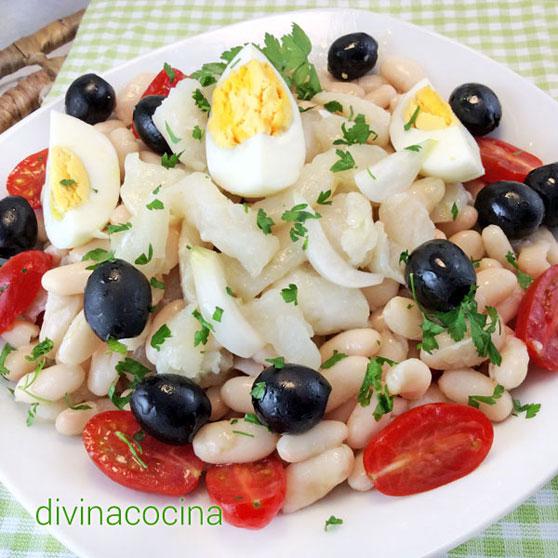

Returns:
190,247,265,358
354,141,433,203
306,218,383,288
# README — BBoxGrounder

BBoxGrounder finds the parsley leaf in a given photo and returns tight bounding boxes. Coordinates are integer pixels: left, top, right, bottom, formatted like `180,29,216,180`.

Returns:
26,403,39,427
512,399,541,419
164,121,181,144
191,46,242,86
505,251,533,290
151,324,172,351
134,244,154,266
281,203,320,247
316,190,333,205
256,208,275,235
451,202,459,221
404,106,420,131
64,393,92,411
59,178,77,187
333,114,376,145
265,356,285,369
107,338,127,354
212,306,224,322
251,381,266,400
193,88,210,112
192,125,204,141
357,357,396,421
25,338,53,362
161,151,183,169
225,286,237,298
468,384,505,409
324,100,343,113
107,222,132,235
150,277,165,290
405,144,423,152
399,250,410,264
330,149,356,172
280,283,298,305
163,62,176,83
321,350,348,369
232,430,255,438
0,343,14,377
192,309,214,346
324,515,343,531
146,198,165,211
115,430,148,469
243,413,262,426
82,248,115,270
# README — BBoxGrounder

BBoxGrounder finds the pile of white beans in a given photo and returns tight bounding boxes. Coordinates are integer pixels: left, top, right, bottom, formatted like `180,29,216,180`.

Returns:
4,52,555,515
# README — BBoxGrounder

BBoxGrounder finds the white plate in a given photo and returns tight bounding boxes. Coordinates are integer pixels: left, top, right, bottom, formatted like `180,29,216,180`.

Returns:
1,8,558,558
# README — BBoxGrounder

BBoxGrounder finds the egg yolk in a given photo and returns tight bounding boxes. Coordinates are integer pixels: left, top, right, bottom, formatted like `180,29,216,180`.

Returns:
49,146,90,220
208,59,292,148
404,86,456,131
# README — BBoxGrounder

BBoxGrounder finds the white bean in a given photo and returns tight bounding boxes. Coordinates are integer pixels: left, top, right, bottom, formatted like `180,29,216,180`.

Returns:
326,81,365,97
408,384,449,409
388,94,401,113
377,329,408,361
408,177,446,212
57,310,102,366
357,74,387,92
43,244,68,266
488,336,529,390
321,356,369,412
434,229,447,240
450,230,484,260
233,357,265,377
192,420,278,464
3,343,36,382
15,363,85,404
41,261,92,296
482,225,514,269
283,445,354,513
88,346,121,396
324,396,356,422
368,308,386,332
108,127,140,179
495,286,524,325
40,293,83,353
320,329,381,362
438,206,478,237
277,420,348,463
115,72,156,126
362,278,400,310
2,320,39,348
438,369,513,422
207,386,229,421
55,402,98,436
145,300,185,365
518,242,550,278
220,376,254,414
382,297,422,340
64,239,110,265
365,84,397,109
348,450,373,492
385,358,432,400
475,268,517,311
94,119,125,135
139,151,162,165
34,400,68,422
478,257,503,271
110,204,132,225
379,55,426,92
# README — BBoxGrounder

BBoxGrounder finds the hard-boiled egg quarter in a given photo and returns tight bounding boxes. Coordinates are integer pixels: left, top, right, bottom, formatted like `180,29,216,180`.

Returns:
43,112,120,249
390,78,484,183
206,44,306,197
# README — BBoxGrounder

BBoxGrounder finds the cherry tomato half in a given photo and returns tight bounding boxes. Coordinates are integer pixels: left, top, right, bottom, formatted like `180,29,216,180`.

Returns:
82,411,204,497
0,250,52,333
142,65,186,98
516,264,558,370
477,137,542,184
363,403,494,496
6,148,48,209
205,455,286,529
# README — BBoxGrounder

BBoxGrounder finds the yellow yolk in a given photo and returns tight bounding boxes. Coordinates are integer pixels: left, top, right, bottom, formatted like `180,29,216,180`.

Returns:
404,86,456,131
208,59,292,148
49,146,90,220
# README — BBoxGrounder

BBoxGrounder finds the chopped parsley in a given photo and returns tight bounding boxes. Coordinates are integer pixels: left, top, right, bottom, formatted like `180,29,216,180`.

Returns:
330,149,356,173
404,106,420,131
265,356,285,369
232,430,255,438
405,144,423,152
25,338,53,362
59,178,76,187
243,413,262,426
251,381,266,400
324,515,343,531
468,384,505,409
18,360,50,404
163,62,176,83
333,114,376,145
191,46,242,86
192,309,214,346
82,248,115,270
107,337,127,354
152,184,162,195
280,283,298,305
192,125,204,141
161,151,183,169
115,430,148,469
26,403,39,427
146,198,165,211
321,350,348,369
505,251,533,290
366,168,377,180
164,121,181,144
150,277,165,290
316,190,333,205
399,250,410,264
323,100,343,113
135,243,154,265
358,357,397,421
150,324,172,351
256,208,275,235
281,202,321,247
64,393,92,411
225,286,237,298
0,343,14,377
451,202,459,221
107,222,132,235
512,399,541,419
192,88,210,112
212,306,224,322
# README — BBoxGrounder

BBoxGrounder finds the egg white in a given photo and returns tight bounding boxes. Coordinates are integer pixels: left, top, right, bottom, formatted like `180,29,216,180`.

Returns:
390,78,484,183
43,112,120,249
205,44,306,197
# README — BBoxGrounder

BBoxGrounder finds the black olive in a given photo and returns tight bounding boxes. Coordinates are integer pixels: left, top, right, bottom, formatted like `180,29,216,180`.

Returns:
524,163,558,227
84,259,151,340
132,95,171,155
65,73,115,125
252,364,331,434
449,83,502,136
327,32,378,81
405,239,476,312
0,196,38,258
131,374,211,445
475,181,544,240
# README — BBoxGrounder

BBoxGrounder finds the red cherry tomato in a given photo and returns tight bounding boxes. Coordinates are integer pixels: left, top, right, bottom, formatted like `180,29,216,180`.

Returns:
82,411,204,497
516,264,558,370
477,137,542,184
142,65,186,98
0,251,52,333
363,403,494,496
6,148,48,208
205,455,286,529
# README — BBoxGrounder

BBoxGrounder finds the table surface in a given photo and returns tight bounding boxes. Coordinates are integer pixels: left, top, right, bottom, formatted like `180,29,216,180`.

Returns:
1,1,558,557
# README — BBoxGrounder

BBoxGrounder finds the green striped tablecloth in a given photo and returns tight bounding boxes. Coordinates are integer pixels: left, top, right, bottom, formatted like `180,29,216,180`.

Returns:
2,1,558,557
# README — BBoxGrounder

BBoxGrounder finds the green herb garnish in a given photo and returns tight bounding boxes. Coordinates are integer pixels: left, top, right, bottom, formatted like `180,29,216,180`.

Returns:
151,324,172,351
468,384,505,409
265,356,285,369
107,338,127,354
323,100,343,113
115,430,148,469
251,382,266,400
212,306,224,323
512,399,541,419
82,248,115,270
64,393,92,411
404,106,420,131
59,178,76,187
316,190,333,205
107,222,132,235
399,250,410,264
26,403,39,427
193,88,210,112
25,338,53,362
330,149,356,172
321,350,348,369
280,283,298,305
165,121,181,144
146,198,164,211
192,125,204,141
405,144,422,152
150,277,165,290
192,309,214,346
161,151,183,169
135,244,154,265
163,62,176,83
324,515,343,531
333,114,376,145
256,208,275,235
0,343,14,377
505,251,533,290
358,357,397,420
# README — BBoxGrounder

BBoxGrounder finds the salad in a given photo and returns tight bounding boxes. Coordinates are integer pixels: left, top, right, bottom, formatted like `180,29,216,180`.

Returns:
1,23,558,530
